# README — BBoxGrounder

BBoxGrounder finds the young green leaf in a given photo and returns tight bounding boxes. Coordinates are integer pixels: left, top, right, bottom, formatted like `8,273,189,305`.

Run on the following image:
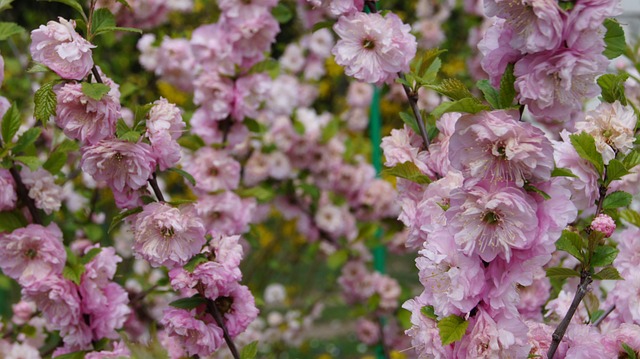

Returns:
240,341,259,359
590,245,619,268
437,315,469,345
81,82,111,101
327,249,349,269
555,230,584,263
382,161,432,185
546,267,580,278
237,185,276,203
272,4,293,23
167,167,197,187
90,8,115,36
421,305,438,320
399,111,420,134
499,63,516,108
602,191,632,209
34,80,58,124
620,209,640,227
183,254,208,273
569,132,604,175
43,151,67,175
476,80,500,109
0,22,25,41
622,149,640,169
597,73,629,105
427,78,474,101
169,295,208,310
14,156,42,171
551,167,578,178
1,104,20,144
0,210,27,233
109,207,143,233
605,159,629,184
603,18,626,59
592,267,623,280
621,343,637,359
13,128,42,154
430,98,489,119
80,247,102,265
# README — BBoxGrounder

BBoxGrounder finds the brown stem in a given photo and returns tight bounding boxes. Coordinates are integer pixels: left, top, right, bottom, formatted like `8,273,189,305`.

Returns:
592,304,616,327
148,173,165,202
206,298,241,359
9,166,42,224
547,271,592,358
91,65,104,84
398,75,431,150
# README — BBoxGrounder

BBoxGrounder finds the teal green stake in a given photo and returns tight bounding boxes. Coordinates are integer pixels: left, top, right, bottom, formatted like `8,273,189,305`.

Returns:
369,86,385,274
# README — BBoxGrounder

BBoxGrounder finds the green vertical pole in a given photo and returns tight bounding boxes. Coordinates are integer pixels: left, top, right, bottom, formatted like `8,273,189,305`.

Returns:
370,87,385,274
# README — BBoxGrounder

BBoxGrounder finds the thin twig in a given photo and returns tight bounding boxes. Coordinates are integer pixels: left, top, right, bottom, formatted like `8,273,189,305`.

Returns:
206,298,241,359
547,270,593,358
91,65,104,84
592,304,616,327
149,172,165,202
398,76,431,149
9,166,42,224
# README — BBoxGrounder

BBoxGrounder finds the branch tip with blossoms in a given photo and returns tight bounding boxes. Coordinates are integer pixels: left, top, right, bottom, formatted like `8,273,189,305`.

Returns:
197,282,241,359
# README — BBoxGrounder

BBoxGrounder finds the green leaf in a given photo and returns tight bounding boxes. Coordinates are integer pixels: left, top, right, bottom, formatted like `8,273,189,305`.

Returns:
34,81,58,124
53,351,89,359
597,73,629,105
621,343,638,359
167,199,196,206
524,183,551,200
589,309,605,324
14,156,42,171
80,247,102,265
109,207,143,233
591,245,618,267
237,185,276,203
115,118,131,137
321,117,340,143
0,22,25,41
421,305,438,320
81,82,111,101
620,209,640,227
499,63,516,108
602,191,632,209
551,167,578,178
622,149,640,169
592,266,623,280
416,48,446,84
312,20,334,32
13,128,41,154
437,315,469,345
327,249,348,269
382,161,432,185
43,151,67,175
94,26,141,36
27,63,51,73
183,254,208,273
37,0,86,19
169,295,207,310
605,159,630,184
569,132,604,175
427,78,474,101
115,0,131,9
240,341,259,359
118,130,141,143
546,267,580,278
399,111,420,134
0,210,27,233
167,167,196,187
62,264,84,285
555,230,584,262
244,118,267,134
476,80,500,109
603,18,626,59
430,98,490,119
272,4,293,23
55,139,80,153
2,104,20,144
0,0,14,13
90,8,115,36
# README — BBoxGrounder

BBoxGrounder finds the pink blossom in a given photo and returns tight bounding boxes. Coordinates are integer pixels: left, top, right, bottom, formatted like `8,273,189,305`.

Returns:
402,297,453,358
484,0,563,54
514,48,607,120
182,147,241,194
416,231,486,316
221,5,280,68
575,101,637,164
607,271,640,324
564,324,610,358
81,139,156,192
193,71,234,121
309,28,334,58
232,73,270,121
161,307,224,356
380,125,434,177
54,80,120,145
591,213,616,237
11,301,36,326
84,282,131,340
0,224,65,285
332,12,417,84
154,37,196,91
3,342,41,359
526,321,556,358
448,110,554,187
447,183,539,262
602,324,640,357
613,227,640,273
85,341,131,359
356,318,380,345
564,0,622,35
425,112,462,176
196,192,256,235
552,130,600,209
132,202,206,268
190,24,236,76
517,269,551,321
30,18,95,79
217,283,259,337
0,169,16,211
149,132,182,171
454,306,531,358
218,0,279,17
347,81,373,108
147,98,185,140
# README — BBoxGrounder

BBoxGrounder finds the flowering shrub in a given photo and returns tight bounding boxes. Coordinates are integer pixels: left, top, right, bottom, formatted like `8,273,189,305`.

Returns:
0,0,639,358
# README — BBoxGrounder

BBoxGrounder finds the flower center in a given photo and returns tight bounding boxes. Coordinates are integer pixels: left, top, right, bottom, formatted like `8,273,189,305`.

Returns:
362,38,376,50
215,296,234,314
482,211,500,225
25,248,37,259
114,152,124,161
161,226,175,238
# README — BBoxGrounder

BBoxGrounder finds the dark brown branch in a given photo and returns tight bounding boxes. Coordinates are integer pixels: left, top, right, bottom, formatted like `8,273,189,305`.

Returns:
148,172,165,202
547,273,592,358
91,65,104,84
592,304,616,327
398,75,431,150
9,166,42,224
206,298,240,359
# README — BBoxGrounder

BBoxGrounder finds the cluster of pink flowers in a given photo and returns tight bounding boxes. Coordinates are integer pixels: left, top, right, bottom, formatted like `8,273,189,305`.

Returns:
95,0,193,29
479,0,621,127
0,224,131,355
